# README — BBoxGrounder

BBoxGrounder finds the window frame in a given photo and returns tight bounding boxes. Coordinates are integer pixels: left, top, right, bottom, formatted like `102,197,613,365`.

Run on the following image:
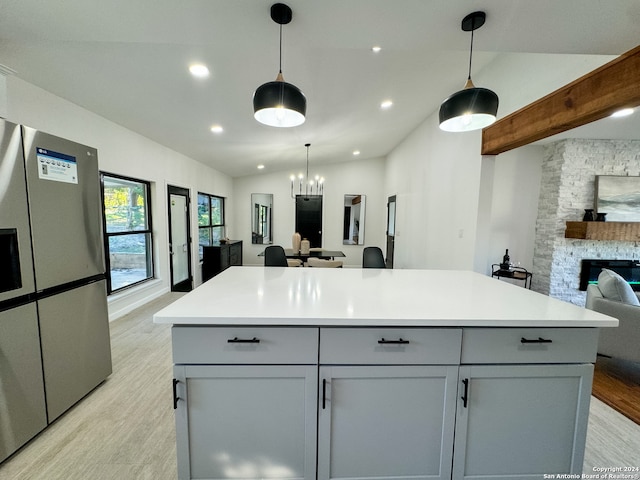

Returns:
100,172,155,294
197,192,225,260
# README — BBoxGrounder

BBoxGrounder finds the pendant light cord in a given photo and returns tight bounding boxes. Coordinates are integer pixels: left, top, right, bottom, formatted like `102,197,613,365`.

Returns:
279,24,283,74
305,144,310,180
467,27,474,80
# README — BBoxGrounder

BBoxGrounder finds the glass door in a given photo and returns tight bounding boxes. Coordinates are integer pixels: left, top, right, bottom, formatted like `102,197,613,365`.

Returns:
168,185,192,292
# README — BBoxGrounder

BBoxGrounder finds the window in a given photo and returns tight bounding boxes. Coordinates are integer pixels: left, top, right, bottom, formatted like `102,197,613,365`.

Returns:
198,192,225,259
101,173,154,294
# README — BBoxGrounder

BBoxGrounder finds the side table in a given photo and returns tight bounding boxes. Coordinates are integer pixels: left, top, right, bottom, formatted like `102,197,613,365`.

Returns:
491,264,532,289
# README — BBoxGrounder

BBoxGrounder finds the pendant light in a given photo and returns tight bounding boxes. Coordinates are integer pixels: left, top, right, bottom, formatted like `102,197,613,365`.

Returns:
253,3,306,128
439,11,498,132
290,143,324,197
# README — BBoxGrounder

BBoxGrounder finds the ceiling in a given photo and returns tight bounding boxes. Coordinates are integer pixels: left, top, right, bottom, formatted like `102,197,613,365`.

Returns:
1,0,638,177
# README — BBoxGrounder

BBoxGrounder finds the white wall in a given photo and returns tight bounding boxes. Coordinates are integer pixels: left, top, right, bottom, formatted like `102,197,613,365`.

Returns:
384,53,614,274
485,146,543,273
6,77,233,320
385,117,483,270
234,157,386,267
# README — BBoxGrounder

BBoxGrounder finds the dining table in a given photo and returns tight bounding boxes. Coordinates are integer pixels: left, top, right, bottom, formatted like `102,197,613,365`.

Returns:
258,248,346,261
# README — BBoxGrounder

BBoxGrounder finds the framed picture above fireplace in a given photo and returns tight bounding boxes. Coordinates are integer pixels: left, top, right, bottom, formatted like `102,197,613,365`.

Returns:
595,175,640,222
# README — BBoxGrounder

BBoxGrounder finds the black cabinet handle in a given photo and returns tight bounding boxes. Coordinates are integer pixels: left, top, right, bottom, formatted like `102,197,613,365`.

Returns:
173,378,180,410
461,378,469,408
228,337,260,343
520,337,552,344
378,338,410,344
322,379,327,410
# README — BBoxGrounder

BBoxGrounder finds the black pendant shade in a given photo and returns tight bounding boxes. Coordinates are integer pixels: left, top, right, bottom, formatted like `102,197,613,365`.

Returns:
253,78,306,127
439,85,499,132
439,11,499,132
253,3,306,128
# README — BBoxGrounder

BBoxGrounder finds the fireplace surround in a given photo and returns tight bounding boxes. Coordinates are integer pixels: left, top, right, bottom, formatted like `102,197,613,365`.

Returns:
532,138,640,305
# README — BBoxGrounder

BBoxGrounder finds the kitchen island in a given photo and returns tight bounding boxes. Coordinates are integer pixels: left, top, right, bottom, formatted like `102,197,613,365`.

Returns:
154,267,617,480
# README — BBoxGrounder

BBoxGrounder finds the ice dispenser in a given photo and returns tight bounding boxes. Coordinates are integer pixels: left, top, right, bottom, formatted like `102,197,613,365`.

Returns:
0,228,22,293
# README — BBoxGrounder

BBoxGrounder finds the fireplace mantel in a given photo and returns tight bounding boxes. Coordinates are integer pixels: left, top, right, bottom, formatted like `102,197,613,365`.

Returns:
565,221,640,241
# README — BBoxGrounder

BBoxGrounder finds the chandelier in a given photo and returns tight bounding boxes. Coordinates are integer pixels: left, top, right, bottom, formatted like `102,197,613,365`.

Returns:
290,143,324,198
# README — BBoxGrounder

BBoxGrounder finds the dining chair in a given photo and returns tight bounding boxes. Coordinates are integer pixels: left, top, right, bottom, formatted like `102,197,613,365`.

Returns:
264,245,289,267
362,246,386,268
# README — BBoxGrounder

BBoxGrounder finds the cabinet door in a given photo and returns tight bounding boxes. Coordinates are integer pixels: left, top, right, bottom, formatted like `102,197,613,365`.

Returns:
453,364,593,480
229,242,242,266
318,365,459,480
174,365,317,480
220,244,231,270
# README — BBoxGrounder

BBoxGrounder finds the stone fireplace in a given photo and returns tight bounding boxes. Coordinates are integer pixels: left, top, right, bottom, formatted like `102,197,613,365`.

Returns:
532,138,640,305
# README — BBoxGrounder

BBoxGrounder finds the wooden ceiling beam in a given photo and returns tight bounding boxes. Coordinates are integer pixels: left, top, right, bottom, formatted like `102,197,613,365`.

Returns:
481,45,640,156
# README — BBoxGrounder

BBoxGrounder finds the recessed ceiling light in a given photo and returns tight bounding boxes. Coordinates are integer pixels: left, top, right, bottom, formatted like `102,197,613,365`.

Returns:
257,164,265,170
372,46,381,53
380,100,393,109
353,150,361,156
189,64,210,78
610,108,634,118
210,125,223,133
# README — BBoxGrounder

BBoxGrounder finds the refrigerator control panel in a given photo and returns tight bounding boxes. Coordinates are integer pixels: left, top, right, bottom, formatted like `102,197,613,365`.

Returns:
36,147,78,184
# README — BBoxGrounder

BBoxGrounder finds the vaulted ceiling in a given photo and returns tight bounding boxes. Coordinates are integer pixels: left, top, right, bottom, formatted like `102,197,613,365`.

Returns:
1,1,638,177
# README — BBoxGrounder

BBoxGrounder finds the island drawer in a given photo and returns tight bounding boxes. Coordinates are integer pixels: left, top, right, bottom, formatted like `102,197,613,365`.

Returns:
172,326,319,364
461,328,599,364
320,328,462,365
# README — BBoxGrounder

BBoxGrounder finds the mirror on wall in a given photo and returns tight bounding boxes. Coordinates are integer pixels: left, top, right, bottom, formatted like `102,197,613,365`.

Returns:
343,194,366,245
251,193,273,244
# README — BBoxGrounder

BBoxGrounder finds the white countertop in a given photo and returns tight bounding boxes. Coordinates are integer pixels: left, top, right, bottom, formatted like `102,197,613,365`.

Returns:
153,267,618,327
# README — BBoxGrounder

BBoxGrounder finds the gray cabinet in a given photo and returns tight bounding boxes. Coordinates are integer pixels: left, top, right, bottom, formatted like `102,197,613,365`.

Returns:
172,327,318,480
170,326,598,480
173,365,317,480
318,328,462,480
318,365,459,480
453,328,597,479
452,364,593,479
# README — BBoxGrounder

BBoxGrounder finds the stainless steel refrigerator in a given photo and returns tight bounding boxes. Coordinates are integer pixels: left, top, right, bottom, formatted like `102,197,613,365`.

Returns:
0,119,112,463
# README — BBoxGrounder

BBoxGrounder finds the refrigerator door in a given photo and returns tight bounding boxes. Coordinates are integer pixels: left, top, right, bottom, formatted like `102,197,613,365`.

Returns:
21,127,105,290
0,120,35,303
38,279,112,422
0,303,47,463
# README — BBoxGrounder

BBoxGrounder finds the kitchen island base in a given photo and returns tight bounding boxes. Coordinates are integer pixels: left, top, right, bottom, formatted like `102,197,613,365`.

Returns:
154,268,615,480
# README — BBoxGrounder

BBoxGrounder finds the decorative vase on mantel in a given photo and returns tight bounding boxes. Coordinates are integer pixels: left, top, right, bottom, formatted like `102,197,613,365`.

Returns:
582,209,595,221
596,212,607,222
292,232,301,253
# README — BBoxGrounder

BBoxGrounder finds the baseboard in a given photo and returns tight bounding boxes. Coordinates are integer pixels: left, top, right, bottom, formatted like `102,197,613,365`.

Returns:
107,279,169,321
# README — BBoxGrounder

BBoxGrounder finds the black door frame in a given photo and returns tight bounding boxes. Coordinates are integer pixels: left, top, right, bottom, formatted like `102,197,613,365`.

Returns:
386,195,396,269
167,185,193,292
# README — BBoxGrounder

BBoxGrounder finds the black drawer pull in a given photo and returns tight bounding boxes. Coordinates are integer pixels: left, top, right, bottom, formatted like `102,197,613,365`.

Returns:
378,338,410,344
520,337,552,344
461,378,469,408
228,337,260,343
322,379,327,410
173,379,180,410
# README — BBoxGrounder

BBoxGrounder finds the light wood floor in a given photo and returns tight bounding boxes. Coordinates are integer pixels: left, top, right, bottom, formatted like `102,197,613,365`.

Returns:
1,292,639,479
